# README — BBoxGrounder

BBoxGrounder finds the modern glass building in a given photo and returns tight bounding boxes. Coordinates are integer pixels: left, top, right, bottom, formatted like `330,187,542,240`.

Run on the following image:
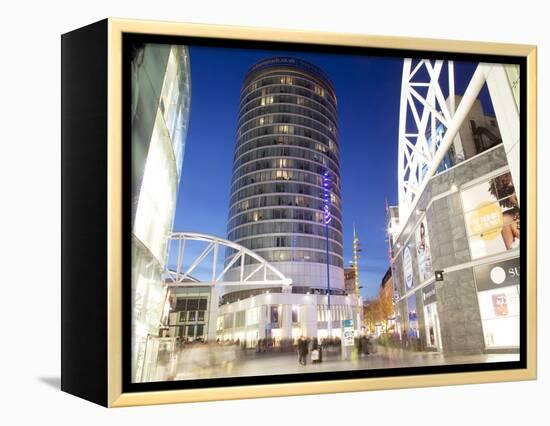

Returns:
131,44,191,382
219,57,361,346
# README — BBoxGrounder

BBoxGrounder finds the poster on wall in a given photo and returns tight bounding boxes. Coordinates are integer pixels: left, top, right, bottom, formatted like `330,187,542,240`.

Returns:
415,218,433,282
461,172,520,259
492,294,509,316
342,319,355,346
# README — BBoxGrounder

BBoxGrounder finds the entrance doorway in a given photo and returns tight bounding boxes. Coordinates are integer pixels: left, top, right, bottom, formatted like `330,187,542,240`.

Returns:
423,302,442,351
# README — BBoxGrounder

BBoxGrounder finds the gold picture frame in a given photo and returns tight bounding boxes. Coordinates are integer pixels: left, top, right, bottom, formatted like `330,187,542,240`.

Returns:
61,17,537,407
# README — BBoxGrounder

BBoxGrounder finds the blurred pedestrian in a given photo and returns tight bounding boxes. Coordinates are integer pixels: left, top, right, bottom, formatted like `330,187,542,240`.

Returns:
402,328,409,349
298,335,308,365
360,335,368,355
311,337,322,363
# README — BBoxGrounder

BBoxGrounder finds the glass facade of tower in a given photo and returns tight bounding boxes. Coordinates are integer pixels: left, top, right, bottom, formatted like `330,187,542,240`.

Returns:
226,57,344,294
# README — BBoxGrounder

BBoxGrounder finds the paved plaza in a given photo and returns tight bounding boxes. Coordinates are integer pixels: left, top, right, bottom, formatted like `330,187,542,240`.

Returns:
173,345,519,381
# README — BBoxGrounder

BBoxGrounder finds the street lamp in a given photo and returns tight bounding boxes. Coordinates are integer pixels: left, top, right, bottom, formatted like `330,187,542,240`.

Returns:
353,225,361,306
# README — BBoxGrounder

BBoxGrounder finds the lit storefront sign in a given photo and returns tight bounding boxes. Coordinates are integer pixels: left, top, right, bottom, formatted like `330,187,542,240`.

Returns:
422,283,437,305
474,257,520,291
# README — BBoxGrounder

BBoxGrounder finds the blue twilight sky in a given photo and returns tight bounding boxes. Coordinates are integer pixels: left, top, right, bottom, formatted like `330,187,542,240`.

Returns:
171,45,493,300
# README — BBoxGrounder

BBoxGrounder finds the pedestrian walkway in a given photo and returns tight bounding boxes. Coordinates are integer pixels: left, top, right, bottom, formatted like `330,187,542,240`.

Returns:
174,344,519,381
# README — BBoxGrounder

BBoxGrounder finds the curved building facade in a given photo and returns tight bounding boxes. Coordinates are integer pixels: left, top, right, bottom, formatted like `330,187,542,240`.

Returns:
218,58,359,347
131,44,191,382
226,57,344,293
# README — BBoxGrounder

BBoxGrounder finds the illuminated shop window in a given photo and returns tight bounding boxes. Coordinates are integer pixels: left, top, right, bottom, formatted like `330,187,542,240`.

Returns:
292,305,300,323
196,325,204,337
477,285,520,348
270,305,280,324
235,311,246,328
223,313,234,329
246,307,259,325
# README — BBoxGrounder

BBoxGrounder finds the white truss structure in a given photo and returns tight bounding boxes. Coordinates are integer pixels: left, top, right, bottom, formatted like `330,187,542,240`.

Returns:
398,59,457,225
165,232,292,288
398,60,496,227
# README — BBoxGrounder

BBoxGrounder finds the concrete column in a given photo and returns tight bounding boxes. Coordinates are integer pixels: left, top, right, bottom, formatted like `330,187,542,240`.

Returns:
305,301,317,338
258,304,267,339
355,305,363,332
207,286,219,342
282,304,292,340
486,64,521,201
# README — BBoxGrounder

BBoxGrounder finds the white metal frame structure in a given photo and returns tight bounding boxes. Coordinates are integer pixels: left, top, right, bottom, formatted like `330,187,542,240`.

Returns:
165,232,292,341
165,232,292,287
397,59,520,228
398,59,458,225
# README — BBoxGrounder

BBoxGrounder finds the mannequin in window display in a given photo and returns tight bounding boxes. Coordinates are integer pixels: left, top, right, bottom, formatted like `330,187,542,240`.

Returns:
490,173,520,250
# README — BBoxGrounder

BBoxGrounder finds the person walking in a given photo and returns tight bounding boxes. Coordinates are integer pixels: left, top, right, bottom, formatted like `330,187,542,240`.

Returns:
402,328,409,349
297,335,308,365
311,337,322,363
360,335,368,355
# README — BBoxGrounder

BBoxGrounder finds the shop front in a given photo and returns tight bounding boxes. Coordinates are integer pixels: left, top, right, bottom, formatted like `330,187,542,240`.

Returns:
474,257,520,350
421,283,442,351
391,146,520,356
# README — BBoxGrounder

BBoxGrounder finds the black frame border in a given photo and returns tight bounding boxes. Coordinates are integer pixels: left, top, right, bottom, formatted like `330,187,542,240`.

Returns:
122,33,528,394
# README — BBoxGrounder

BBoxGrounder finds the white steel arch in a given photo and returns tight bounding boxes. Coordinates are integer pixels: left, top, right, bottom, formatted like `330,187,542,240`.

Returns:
165,232,292,287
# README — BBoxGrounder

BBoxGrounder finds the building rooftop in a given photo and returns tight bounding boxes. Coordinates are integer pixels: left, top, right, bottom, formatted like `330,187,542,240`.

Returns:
243,56,336,95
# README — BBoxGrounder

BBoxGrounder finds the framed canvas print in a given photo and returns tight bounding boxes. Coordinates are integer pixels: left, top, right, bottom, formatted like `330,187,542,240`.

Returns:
61,18,537,407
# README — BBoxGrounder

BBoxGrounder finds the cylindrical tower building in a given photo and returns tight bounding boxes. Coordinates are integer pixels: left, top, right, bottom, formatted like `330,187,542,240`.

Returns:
226,57,344,294
218,58,361,346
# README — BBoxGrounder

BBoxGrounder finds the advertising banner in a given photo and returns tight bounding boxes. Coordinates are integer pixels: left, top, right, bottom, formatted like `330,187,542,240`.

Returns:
403,245,414,290
415,217,433,282
461,172,520,259
342,319,354,346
